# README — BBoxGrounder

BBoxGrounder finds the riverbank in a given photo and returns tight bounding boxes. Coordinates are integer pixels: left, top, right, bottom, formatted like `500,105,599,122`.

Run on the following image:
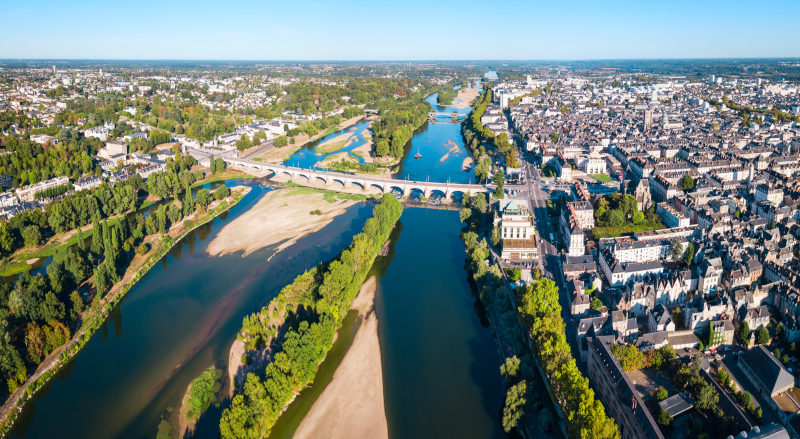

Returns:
254,115,367,164
206,187,357,257
293,276,388,439
0,186,251,437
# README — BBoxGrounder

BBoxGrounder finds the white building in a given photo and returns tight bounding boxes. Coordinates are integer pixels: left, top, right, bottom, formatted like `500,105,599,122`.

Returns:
495,199,538,261
15,176,70,202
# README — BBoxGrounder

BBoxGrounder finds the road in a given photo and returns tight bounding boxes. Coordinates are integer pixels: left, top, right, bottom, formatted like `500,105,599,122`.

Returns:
515,152,583,368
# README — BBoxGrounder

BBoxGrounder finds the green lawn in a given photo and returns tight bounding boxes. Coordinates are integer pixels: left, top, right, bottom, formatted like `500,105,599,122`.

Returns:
592,173,612,182
316,140,348,155
591,222,665,239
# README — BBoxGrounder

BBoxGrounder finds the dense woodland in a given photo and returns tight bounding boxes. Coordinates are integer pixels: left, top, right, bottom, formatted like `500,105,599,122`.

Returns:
371,100,430,160
219,195,403,439
436,88,457,105
0,154,232,395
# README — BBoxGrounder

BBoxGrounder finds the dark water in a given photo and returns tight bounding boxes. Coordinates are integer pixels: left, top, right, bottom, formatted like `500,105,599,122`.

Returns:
9,183,374,439
377,208,505,439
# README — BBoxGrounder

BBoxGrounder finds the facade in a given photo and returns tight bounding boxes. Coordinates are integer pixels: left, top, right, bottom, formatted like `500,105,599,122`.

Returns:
74,176,102,192
496,199,538,261
657,203,690,228
15,176,70,202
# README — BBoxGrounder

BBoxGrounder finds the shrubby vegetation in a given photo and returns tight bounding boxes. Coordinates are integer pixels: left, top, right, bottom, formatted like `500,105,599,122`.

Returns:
591,192,664,238
185,366,222,420
219,195,403,438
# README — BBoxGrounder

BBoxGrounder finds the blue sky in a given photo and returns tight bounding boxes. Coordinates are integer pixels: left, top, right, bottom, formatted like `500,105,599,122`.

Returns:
2,0,799,60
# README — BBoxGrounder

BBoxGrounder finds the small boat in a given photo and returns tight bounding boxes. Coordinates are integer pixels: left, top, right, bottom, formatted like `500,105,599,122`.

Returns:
414,148,422,159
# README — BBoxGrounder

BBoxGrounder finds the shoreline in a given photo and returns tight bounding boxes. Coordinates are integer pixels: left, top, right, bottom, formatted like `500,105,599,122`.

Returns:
283,276,388,439
254,115,367,164
0,187,252,437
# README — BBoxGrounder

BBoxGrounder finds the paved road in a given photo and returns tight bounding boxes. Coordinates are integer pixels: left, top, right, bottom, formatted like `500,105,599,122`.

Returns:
517,152,583,368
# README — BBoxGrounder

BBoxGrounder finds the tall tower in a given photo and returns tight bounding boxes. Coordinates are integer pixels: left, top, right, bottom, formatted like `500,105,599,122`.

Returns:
52,65,56,75
644,110,653,130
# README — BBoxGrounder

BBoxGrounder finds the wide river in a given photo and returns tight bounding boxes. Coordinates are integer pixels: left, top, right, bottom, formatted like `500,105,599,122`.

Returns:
9,92,505,439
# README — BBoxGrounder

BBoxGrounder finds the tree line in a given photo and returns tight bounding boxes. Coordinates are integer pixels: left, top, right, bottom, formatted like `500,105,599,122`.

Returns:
219,195,403,439
0,153,200,260
516,278,620,438
461,88,520,172
0,176,231,395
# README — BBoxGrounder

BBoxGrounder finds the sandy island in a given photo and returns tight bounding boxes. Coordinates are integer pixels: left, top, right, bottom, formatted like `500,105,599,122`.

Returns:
294,276,388,439
462,157,474,170
446,87,480,110
255,115,365,163
316,132,354,155
351,141,375,162
206,188,356,257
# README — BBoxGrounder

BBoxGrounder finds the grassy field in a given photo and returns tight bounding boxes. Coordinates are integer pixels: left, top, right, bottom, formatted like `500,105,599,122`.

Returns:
591,222,664,239
283,183,371,202
592,173,612,182
192,169,256,188
316,140,348,155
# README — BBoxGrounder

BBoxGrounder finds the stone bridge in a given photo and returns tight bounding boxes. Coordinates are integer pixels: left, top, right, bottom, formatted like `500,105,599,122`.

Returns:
220,156,490,201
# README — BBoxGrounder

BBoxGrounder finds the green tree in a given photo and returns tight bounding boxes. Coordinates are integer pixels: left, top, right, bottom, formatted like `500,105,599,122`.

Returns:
274,135,288,147
215,158,226,172
656,386,669,401
678,175,695,192
22,225,42,248
459,208,472,223
656,408,672,426
683,242,695,266
490,226,501,247
756,326,770,345
500,356,521,380
610,344,644,371
209,154,216,174
502,380,527,433
215,184,230,200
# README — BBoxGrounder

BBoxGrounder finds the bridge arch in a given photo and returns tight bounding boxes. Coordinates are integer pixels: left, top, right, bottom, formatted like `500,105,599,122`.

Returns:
388,185,407,198
312,174,328,185
409,187,425,200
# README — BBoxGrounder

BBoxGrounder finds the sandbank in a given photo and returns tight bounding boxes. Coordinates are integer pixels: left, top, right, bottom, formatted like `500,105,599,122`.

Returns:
206,188,355,257
294,277,388,439
446,88,480,109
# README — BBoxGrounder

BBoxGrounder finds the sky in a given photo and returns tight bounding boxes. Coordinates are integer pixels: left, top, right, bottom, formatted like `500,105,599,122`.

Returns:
2,0,799,60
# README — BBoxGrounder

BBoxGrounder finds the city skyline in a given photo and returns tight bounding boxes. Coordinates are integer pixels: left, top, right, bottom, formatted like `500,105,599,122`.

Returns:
2,0,800,60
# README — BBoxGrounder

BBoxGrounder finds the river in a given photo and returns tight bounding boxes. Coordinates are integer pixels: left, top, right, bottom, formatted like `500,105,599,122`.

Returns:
284,91,479,184
9,92,506,439
8,182,375,439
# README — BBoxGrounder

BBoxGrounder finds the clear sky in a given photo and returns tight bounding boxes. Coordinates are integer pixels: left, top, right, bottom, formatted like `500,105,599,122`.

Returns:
2,0,799,60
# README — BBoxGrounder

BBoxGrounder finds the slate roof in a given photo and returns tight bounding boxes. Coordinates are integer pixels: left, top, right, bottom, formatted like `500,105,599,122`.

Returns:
740,345,795,396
